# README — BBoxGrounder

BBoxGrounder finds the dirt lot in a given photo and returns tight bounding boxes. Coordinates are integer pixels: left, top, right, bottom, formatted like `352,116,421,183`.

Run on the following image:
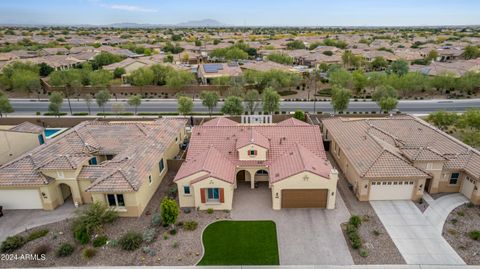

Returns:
328,154,405,264
443,203,480,265
0,171,230,268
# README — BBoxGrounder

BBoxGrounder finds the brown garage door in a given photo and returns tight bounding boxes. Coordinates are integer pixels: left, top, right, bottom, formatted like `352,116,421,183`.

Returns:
281,189,328,208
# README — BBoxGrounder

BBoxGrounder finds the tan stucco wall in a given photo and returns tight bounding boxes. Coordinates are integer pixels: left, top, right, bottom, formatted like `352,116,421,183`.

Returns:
437,171,463,193
413,161,444,193
271,171,338,210
0,130,42,165
192,177,234,210
176,171,209,208
238,144,267,161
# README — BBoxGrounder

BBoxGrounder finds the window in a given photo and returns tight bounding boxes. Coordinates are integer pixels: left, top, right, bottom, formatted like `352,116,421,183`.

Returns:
255,170,268,176
450,173,460,185
106,194,125,207
148,175,152,185
106,155,114,160
426,163,433,170
248,149,257,157
38,134,45,145
56,171,65,179
207,188,219,202
88,157,97,165
159,159,165,173
184,186,191,195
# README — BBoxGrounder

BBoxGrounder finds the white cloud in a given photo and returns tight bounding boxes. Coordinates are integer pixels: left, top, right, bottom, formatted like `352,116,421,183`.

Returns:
103,4,158,13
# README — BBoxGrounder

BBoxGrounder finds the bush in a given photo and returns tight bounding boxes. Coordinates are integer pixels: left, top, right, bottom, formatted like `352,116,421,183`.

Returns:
73,226,90,245
92,235,108,247
468,230,480,241
33,244,50,256
207,208,214,214
359,248,369,257
83,248,97,259
56,243,75,257
169,229,177,235
163,232,169,240
27,229,49,242
119,232,143,251
73,112,89,116
0,235,26,253
72,202,118,245
151,213,162,227
142,246,156,257
143,228,158,244
349,215,362,228
457,211,465,217
466,202,475,208
183,221,198,231
172,241,179,248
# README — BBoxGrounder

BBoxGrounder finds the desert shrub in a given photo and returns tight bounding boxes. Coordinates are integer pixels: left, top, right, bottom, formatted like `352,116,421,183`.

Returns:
33,244,50,256
169,229,177,235
119,232,143,251
349,215,362,228
466,202,475,208
468,230,480,241
457,211,465,217
349,233,362,249
151,213,162,227
163,232,169,240
172,241,179,248
83,248,97,259
56,243,75,257
143,228,158,244
451,218,458,225
92,235,108,247
372,230,381,236
0,235,26,253
72,202,118,244
27,229,49,242
142,246,156,257
183,221,198,231
207,208,214,214
359,248,369,257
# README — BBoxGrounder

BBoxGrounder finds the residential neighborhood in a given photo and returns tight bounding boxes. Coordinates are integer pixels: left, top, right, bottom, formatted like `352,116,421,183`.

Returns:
0,0,480,268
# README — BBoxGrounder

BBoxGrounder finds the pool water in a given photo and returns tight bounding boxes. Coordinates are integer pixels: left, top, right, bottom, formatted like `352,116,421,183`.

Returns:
44,128,64,139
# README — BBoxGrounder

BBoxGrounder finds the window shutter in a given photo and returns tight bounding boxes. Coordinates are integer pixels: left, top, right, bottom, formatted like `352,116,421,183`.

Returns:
219,188,224,203
200,188,206,203
254,150,257,155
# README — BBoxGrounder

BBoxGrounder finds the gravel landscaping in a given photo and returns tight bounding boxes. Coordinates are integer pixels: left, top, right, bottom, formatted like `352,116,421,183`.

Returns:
443,203,480,265
414,198,429,213
0,171,230,268
329,153,405,265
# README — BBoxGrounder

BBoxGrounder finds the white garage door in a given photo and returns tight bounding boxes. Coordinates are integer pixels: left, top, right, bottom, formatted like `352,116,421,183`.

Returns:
369,181,415,200
0,189,43,209
461,177,475,199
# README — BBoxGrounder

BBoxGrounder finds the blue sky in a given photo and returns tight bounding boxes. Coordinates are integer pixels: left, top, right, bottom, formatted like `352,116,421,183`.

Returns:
0,0,479,26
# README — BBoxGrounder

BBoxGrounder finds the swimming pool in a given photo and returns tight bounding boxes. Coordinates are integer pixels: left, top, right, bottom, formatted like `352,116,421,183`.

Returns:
44,128,67,139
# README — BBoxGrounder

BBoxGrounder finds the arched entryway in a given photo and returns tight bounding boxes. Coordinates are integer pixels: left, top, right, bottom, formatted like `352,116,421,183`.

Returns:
58,183,72,205
236,170,252,183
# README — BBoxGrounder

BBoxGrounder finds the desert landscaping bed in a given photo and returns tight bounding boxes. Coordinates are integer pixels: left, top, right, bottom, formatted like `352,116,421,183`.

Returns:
328,154,405,264
0,171,230,268
443,203,480,265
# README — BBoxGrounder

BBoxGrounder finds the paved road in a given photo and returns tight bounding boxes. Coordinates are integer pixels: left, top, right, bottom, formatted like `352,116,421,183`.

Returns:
231,183,353,265
371,194,468,265
7,98,480,115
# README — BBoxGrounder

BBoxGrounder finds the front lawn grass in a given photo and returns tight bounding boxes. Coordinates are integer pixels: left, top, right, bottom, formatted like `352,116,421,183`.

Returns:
198,220,279,265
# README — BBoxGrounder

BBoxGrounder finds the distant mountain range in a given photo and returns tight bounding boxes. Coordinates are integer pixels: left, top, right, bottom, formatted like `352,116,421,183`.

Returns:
100,19,226,28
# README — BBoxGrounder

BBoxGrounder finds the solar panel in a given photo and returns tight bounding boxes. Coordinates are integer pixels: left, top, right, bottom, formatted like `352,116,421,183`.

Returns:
203,64,223,73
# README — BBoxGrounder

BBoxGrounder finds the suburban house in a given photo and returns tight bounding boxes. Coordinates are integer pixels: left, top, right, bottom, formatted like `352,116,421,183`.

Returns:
197,63,243,84
0,122,45,165
321,116,480,204
174,117,338,211
0,119,186,217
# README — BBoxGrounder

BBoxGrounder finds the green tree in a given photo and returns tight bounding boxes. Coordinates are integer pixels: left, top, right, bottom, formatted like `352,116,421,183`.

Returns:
95,90,111,115
427,110,459,131
286,40,305,50
150,64,173,86
160,198,179,229
387,60,409,76
89,70,113,87
48,91,64,117
262,87,280,114
38,63,54,77
11,69,41,97
426,50,439,63
266,53,294,65
366,72,387,92
49,69,83,115
458,109,480,131
330,86,351,114
177,96,193,116
91,52,122,69
372,85,397,101
200,91,219,117
464,45,480,60
352,69,367,96
0,94,14,117
221,96,244,115
113,67,126,79
328,68,353,89
83,94,93,115
370,56,388,70
429,72,456,94
128,68,154,87
293,110,305,121
166,70,195,90
127,95,142,115
378,97,398,113
244,89,260,114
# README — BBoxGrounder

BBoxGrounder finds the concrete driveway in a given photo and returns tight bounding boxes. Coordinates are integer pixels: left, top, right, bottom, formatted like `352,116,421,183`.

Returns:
371,193,468,265
0,201,76,243
231,183,353,265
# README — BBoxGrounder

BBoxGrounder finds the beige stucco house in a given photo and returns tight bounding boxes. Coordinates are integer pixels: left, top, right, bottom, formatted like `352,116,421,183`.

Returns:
0,119,186,217
322,116,480,204
0,122,45,165
174,117,338,211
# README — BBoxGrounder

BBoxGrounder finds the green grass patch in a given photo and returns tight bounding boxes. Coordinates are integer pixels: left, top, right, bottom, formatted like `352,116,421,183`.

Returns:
198,220,279,266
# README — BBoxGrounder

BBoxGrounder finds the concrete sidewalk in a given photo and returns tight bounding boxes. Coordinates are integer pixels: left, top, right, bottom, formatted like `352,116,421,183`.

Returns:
371,193,468,265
